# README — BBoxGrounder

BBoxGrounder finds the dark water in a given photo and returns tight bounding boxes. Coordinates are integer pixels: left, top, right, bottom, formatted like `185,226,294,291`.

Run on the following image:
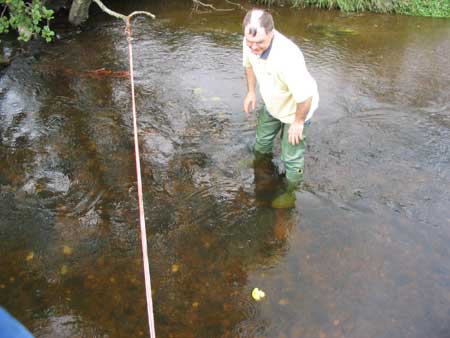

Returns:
1,1,449,337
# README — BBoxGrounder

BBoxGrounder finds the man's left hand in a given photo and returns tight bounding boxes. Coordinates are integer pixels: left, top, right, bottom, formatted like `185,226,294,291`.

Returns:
288,122,304,145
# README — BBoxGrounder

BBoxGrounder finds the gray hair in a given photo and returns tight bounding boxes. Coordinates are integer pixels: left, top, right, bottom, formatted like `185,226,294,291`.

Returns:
243,9,274,37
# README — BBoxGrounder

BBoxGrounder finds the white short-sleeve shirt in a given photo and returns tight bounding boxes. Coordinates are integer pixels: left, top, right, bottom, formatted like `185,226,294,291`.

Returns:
243,30,319,124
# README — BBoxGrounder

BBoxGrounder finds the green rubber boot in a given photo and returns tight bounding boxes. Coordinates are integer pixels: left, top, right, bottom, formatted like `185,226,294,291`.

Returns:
271,190,296,209
271,176,301,209
272,170,303,209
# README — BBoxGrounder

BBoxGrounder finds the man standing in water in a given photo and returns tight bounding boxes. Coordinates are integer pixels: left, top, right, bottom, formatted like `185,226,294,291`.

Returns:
242,9,319,208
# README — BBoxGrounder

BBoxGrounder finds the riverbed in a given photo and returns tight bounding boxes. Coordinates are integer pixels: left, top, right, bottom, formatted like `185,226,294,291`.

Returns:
1,2,449,337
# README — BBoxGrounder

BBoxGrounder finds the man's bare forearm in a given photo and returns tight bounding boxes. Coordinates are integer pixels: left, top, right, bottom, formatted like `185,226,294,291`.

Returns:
294,97,312,124
245,67,256,94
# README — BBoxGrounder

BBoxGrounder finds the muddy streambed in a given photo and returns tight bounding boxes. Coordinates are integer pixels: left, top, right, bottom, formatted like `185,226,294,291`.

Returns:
1,2,449,337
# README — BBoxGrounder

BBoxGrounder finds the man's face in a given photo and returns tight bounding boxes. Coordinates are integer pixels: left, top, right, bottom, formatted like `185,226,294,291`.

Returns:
245,26,273,55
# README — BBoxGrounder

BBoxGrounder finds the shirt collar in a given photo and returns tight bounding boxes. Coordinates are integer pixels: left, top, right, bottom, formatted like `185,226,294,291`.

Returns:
260,34,274,60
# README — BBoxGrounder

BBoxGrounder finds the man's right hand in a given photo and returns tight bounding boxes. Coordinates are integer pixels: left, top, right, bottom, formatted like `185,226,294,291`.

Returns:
244,92,256,114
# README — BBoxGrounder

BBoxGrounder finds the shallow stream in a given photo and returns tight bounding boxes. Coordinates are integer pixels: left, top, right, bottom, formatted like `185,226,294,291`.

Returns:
1,2,449,337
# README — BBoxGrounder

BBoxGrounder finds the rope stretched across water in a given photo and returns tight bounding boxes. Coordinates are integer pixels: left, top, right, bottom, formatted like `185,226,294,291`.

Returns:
90,1,156,335
126,15,156,338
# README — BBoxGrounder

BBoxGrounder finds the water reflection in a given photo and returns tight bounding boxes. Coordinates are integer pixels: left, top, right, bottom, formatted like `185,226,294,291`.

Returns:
1,1,450,337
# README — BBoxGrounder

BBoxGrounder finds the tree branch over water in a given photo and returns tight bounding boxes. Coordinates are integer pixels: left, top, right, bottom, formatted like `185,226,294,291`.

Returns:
225,0,246,11
192,0,236,12
92,0,155,22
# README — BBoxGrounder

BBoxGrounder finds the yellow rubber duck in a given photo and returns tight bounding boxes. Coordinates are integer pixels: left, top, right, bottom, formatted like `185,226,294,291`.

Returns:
251,288,265,301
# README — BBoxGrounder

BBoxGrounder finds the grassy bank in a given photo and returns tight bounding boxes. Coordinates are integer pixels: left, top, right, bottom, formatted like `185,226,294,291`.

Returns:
394,0,450,17
257,0,450,17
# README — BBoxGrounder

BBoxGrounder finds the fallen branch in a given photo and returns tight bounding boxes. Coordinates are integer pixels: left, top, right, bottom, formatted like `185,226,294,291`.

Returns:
225,0,246,11
192,0,235,12
128,11,156,20
92,0,155,22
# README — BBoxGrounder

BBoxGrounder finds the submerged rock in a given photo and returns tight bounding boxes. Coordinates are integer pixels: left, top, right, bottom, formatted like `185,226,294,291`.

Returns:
0,58,11,71
307,24,358,37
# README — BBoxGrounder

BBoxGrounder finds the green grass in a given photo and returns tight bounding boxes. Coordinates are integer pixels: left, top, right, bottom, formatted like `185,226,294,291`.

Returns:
394,0,450,17
255,0,450,17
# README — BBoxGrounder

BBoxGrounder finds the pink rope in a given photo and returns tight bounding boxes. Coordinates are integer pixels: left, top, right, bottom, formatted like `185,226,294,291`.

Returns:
126,18,157,338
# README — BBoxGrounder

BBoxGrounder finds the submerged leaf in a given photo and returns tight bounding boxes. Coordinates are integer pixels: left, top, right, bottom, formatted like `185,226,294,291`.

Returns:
26,252,34,261
60,265,69,275
278,298,289,305
171,264,180,273
63,245,73,255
